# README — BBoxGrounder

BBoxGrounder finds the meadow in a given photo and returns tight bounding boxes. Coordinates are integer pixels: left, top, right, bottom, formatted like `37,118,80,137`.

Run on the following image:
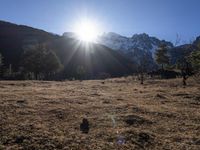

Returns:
0,77,200,149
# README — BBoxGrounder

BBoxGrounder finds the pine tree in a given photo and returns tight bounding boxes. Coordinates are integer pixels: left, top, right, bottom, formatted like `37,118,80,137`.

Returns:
155,44,170,70
188,50,200,73
22,44,63,79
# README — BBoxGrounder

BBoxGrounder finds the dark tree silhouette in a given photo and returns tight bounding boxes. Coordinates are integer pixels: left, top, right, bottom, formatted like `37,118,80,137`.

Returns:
155,44,170,70
137,53,150,84
176,56,193,86
22,44,63,80
189,50,200,73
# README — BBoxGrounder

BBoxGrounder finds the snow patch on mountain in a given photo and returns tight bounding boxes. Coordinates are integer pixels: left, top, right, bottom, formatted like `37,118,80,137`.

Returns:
97,32,173,55
63,32,173,69
96,32,174,70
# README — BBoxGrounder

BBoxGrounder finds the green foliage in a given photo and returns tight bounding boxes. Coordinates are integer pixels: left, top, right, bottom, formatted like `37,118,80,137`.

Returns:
42,49,63,74
176,58,187,70
176,57,193,75
155,44,170,69
22,44,63,79
188,50,200,72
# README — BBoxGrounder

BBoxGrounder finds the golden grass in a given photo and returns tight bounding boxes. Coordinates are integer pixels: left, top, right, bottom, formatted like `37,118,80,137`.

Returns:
0,77,200,149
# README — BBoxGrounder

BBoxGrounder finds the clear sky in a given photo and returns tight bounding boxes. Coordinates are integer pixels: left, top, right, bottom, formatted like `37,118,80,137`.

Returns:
0,0,200,44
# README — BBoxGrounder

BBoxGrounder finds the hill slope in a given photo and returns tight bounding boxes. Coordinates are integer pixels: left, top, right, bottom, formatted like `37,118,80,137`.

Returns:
0,21,134,78
0,20,58,68
48,37,135,78
97,32,173,54
96,32,174,69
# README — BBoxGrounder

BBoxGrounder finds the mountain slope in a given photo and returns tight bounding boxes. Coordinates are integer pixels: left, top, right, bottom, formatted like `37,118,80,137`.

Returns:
97,32,173,54
96,32,174,69
0,20,58,68
193,36,200,48
169,44,198,64
48,37,135,78
0,20,134,78
168,37,200,65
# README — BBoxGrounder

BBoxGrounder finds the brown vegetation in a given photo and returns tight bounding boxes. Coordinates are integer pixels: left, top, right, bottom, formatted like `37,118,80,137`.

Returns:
0,77,200,149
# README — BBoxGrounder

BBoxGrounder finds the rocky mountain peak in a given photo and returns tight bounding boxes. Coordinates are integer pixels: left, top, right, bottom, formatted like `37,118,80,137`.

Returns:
193,36,200,47
98,32,173,53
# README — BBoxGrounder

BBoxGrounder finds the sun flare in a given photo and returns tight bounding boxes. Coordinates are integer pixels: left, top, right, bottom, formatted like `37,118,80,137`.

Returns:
74,20,100,42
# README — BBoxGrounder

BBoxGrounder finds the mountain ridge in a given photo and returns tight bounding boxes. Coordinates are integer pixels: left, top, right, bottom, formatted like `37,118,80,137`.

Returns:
0,20,199,79
0,20,135,79
97,32,174,54
64,32,174,70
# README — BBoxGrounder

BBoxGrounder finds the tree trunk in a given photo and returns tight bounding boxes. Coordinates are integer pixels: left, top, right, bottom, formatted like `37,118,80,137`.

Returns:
183,75,187,86
181,70,188,86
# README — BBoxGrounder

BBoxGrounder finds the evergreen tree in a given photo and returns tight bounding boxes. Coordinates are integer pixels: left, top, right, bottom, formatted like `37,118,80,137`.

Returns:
42,49,63,79
188,50,200,73
155,44,170,70
175,51,194,86
22,44,63,79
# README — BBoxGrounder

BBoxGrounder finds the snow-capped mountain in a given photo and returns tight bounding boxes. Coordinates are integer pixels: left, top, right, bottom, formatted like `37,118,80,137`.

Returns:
97,32,173,55
63,32,174,70
63,32,173,55
96,32,173,70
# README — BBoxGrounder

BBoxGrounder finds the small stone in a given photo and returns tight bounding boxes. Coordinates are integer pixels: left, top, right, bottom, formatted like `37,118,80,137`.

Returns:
80,118,89,134
15,135,25,144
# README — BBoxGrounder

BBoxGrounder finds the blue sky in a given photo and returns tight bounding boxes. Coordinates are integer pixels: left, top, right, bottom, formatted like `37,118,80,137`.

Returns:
0,0,200,44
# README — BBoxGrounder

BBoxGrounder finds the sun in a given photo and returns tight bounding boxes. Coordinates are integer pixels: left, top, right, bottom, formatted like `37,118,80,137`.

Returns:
74,20,100,42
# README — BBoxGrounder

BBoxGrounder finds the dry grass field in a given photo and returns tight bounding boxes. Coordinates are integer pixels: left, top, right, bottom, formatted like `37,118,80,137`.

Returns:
0,77,200,150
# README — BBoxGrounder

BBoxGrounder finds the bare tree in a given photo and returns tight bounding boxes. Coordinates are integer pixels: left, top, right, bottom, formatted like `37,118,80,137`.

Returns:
174,34,181,46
